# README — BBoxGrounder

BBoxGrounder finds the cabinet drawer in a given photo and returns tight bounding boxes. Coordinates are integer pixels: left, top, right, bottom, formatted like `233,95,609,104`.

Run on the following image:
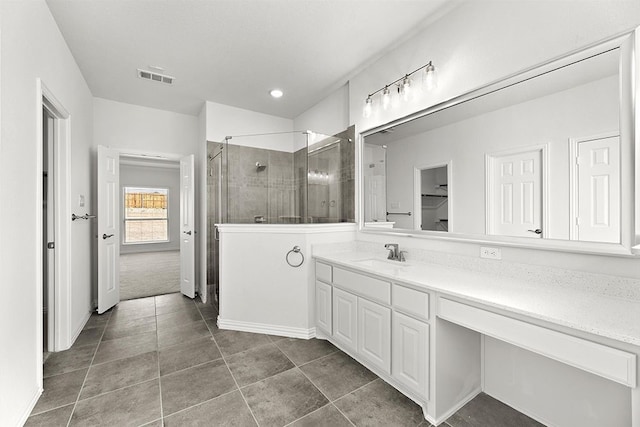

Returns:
393,284,430,321
316,262,332,283
333,267,391,305
439,298,637,387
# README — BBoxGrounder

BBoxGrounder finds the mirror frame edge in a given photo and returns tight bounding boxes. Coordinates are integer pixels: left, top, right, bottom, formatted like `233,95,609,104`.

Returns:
358,26,640,257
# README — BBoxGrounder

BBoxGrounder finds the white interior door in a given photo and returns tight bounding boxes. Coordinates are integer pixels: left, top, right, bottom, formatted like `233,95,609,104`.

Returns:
44,108,56,350
489,148,543,238
180,154,195,298
97,146,120,313
575,136,620,243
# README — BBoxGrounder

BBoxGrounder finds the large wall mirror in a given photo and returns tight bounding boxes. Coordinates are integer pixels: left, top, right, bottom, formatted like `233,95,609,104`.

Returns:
361,30,638,255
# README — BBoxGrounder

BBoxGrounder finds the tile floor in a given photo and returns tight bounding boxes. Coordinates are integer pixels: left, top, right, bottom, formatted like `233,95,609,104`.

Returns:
27,293,544,427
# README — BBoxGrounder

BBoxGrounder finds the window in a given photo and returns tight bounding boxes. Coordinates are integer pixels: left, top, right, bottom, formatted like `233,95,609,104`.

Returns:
124,187,169,243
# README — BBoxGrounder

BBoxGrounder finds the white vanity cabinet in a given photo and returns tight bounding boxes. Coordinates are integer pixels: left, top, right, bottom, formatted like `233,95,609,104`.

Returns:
332,287,358,352
358,297,391,373
390,284,431,398
315,280,332,334
314,261,431,404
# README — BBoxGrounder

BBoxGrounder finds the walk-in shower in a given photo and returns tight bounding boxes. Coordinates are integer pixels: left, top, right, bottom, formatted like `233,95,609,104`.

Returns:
206,127,355,304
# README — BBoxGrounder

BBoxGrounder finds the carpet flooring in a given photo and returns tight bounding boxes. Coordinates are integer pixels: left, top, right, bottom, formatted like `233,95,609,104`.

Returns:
119,251,180,300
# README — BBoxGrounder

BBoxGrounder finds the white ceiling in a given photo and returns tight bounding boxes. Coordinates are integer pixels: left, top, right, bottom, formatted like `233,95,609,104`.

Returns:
46,0,451,118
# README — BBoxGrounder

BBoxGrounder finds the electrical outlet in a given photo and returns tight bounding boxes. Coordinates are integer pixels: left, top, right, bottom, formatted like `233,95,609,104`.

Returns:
480,246,501,260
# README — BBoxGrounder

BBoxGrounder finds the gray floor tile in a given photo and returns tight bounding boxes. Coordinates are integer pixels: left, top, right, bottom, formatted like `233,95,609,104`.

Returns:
159,336,221,376
274,337,337,366
156,306,203,329
93,331,157,365
83,313,110,331
226,343,294,387
25,404,74,427
157,319,211,349
109,305,157,324
163,391,256,427
80,351,158,400
32,368,88,415
300,351,377,400
289,404,352,427
43,344,95,377
204,317,223,335
446,393,544,427
155,293,195,315
140,420,163,427
110,298,156,324
70,379,161,427
196,304,218,320
334,379,424,427
73,327,104,348
102,315,156,341
214,330,272,357
114,296,156,313
160,358,237,416
242,368,328,427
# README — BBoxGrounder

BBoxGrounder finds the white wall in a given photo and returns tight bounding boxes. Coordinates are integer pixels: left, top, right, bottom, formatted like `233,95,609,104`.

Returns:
205,101,294,151
119,164,180,254
218,225,356,336
0,1,94,425
293,83,350,149
94,97,199,155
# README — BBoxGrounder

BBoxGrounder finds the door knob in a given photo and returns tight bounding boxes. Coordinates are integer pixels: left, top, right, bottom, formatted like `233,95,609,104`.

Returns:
527,229,542,235
183,231,192,235
102,233,114,239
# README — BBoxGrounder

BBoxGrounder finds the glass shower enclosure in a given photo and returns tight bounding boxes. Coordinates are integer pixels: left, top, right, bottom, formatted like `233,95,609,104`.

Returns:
206,127,355,305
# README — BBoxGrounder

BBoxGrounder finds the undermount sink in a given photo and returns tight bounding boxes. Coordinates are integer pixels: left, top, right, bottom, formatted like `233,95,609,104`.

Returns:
352,258,410,270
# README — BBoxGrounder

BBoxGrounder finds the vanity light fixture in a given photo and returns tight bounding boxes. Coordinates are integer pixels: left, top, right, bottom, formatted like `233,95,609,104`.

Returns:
362,61,437,118
270,89,284,98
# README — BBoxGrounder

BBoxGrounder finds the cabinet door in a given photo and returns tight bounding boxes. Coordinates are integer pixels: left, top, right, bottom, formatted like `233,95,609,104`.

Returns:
358,298,391,374
333,288,358,352
392,311,429,399
316,281,332,334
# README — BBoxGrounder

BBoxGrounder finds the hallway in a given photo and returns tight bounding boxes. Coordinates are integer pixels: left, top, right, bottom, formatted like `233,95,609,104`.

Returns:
27,293,541,426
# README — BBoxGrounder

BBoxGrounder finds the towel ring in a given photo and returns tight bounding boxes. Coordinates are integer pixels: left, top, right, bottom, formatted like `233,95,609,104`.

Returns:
286,246,304,268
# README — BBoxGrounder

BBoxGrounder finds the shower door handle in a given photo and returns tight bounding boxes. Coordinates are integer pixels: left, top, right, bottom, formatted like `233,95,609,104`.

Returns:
183,230,192,236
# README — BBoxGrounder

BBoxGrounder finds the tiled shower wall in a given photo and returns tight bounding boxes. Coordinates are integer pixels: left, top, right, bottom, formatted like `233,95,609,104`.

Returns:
226,145,301,224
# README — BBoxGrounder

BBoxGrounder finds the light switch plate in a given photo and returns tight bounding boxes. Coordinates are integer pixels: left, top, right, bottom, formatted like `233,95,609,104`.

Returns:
480,246,501,260
79,195,85,207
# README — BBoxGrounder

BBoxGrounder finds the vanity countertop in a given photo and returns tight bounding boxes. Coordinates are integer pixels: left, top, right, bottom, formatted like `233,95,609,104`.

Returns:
314,251,640,347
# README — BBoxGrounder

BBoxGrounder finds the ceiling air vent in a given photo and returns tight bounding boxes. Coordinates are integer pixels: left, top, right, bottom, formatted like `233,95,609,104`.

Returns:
137,69,175,85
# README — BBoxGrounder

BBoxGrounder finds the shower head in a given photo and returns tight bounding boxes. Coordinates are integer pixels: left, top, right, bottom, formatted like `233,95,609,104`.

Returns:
256,162,267,171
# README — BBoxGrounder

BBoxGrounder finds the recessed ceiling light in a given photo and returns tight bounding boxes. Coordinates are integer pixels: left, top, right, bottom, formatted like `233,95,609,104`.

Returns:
270,89,284,98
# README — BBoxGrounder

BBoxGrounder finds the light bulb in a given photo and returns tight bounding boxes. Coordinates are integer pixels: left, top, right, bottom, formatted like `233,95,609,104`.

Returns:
363,96,373,118
400,75,411,102
381,86,391,110
423,62,437,91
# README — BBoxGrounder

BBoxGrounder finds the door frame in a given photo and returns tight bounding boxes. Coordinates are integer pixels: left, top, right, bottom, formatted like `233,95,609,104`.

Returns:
485,144,549,237
568,131,619,241
99,148,195,307
413,161,452,231
36,79,72,361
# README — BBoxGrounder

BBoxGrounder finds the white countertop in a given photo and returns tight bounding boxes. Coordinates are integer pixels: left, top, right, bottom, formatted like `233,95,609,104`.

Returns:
314,250,640,347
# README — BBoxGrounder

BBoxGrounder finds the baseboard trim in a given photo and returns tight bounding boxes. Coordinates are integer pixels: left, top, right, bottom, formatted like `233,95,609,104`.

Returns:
16,387,42,426
217,318,316,340
68,311,91,350
433,386,482,425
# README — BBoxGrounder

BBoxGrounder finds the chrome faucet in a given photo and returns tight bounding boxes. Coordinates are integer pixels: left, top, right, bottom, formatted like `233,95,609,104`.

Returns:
385,243,407,262
385,243,399,260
